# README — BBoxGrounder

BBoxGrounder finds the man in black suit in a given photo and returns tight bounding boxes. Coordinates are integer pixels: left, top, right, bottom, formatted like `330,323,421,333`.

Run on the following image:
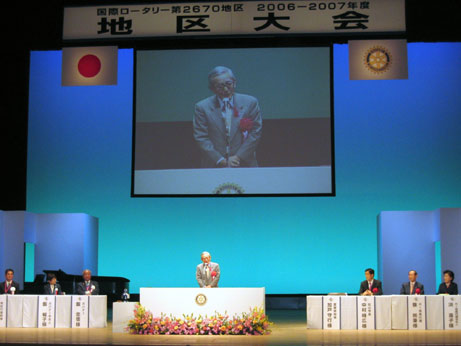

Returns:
76,269,99,295
1,268,20,294
43,273,62,295
359,268,383,295
400,270,425,295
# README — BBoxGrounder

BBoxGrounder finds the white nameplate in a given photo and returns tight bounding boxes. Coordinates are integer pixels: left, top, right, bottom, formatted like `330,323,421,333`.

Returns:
71,295,89,328
38,296,56,328
408,295,426,330
357,296,375,330
0,295,6,327
444,295,461,330
323,296,340,329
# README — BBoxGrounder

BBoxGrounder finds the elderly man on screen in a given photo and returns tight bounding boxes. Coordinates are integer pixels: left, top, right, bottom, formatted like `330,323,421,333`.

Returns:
400,270,425,295
76,269,100,295
196,251,220,288
193,66,262,168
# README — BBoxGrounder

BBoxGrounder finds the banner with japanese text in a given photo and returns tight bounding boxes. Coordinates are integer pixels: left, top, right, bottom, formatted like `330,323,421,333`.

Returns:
63,0,405,40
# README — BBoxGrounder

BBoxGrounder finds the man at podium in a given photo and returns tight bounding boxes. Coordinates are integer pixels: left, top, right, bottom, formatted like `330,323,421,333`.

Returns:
196,251,220,288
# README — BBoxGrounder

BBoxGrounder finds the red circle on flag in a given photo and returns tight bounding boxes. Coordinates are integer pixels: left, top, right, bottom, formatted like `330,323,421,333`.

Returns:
77,54,101,78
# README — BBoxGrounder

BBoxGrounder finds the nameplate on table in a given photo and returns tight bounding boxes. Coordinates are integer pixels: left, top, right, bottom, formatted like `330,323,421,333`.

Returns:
323,296,340,329
71,295,89,328
38,296,55,328
444,295,461,330
357,296,375,330
0,295,6,328
408,295,425,330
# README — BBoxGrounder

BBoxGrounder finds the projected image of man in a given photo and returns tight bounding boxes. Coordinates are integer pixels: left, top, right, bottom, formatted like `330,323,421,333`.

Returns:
193,66,262,168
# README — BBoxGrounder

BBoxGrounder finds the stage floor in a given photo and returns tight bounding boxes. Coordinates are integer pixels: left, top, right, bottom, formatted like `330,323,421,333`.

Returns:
1,310,460,345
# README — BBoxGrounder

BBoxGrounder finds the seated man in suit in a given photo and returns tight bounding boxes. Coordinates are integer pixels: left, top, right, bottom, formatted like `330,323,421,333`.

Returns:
196,251,220,288
193,66,263,168
1,268,20,294
76,269,99,295
359,268,383,296
43,273,62,295
400,270,424,295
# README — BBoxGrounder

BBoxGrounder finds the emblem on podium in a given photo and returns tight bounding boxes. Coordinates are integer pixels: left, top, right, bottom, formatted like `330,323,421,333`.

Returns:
195,293,207,306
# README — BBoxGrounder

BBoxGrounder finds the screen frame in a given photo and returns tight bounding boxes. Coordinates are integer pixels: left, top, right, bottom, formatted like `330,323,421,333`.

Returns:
131,38,335,197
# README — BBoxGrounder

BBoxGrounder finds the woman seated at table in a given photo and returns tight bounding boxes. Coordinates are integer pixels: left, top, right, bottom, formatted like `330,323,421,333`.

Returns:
437,270,458,295
43,273,62,295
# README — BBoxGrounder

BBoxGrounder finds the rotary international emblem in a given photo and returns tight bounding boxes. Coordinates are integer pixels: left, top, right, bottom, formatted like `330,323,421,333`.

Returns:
195,293,207,306
213,182,244,194
364,46,392,74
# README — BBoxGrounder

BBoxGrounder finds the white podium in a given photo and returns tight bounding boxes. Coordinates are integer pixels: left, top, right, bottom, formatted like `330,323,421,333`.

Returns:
113,302,138,333
140,288,265,318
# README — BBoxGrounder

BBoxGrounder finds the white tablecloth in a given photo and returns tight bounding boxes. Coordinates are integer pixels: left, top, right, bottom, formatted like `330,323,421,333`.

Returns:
391,295,408,329
0,295,106,328
340,296,357,329
306,296,323,329
306,295,457,330
0,295,6,328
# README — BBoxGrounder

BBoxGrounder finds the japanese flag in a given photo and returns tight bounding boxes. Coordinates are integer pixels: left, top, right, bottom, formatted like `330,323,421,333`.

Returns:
349,40,408,80
61,46,118,86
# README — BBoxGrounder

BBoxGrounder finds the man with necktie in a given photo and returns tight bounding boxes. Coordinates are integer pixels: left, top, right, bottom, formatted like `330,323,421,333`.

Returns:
400,270,425,295
193,66,262,168
1,268,20,294
358,268,383,295
76,269,100,295
196,251,220,288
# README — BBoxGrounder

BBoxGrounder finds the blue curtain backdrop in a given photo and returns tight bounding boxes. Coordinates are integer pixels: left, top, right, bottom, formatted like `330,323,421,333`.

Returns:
26,43,461,294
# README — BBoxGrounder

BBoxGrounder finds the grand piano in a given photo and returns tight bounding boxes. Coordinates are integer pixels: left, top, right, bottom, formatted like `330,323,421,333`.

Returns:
24,269,130,303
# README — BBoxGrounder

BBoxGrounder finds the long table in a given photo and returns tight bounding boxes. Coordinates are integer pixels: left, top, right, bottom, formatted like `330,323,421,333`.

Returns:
0,295,107,328
306,295,460,330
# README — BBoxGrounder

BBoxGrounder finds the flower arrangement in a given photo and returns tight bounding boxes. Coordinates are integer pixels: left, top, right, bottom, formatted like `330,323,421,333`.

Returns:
127,305,272,335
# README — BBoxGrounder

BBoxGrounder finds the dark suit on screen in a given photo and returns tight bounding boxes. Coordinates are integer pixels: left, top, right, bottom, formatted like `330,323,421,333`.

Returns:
400,281,425,295
437,282,458,295
1,281,20,294
43,283,62,295
76,280,100,295
358,279,383,295
193,93,262,168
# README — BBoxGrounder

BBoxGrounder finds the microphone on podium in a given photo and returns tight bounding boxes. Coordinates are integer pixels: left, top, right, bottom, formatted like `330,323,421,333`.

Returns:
372,287,378,294
55,287,59,295
415,288,421,295
10,287,16,295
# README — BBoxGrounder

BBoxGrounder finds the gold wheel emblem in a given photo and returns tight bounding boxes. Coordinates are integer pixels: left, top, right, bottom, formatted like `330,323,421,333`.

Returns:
213,182,244,194
363,46,392,74
195,293,207,306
